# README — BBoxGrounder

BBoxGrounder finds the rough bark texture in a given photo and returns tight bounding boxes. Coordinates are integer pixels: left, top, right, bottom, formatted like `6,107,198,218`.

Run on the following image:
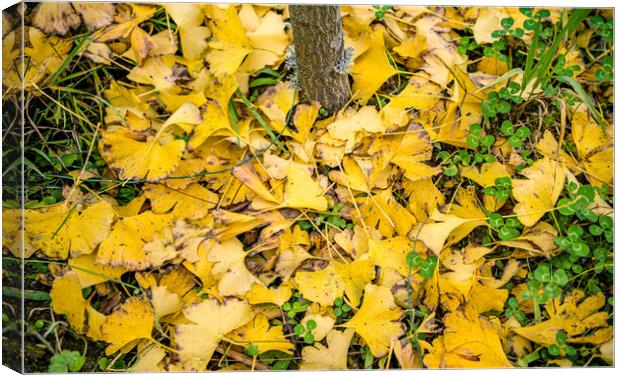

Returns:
289,5,351,113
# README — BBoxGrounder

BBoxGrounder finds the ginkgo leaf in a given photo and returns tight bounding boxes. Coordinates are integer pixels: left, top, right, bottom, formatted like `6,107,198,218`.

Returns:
150,285,183,318
68,253,127,288
72,3,116,31
163,4,210,61
97,211,172,270
143,183,217,220
241,11,289,72
498,222,558,258
327,106,386,153
368,236,415,277
229,314,294,354
283,164,328,211
571,111,613,187
512,157,565,227
204,5,253,76
462,161,511,211
25,200,115,259
129,344,167,372
31,3,80,35
245,282,292,306
341,284,404,357
130,27,154,65
175,298,252,370
50,271,88,334
513,290,612,346
206,238,259,296
294,258,375,307
351,29,398,103
100,129,186,181
424,303,512,368
414,210,469,255
126,56,185,95
300,329,355,370
360,188,417,238
300,308,335,342
187,101,232,150
232,163,279,203
386,76,441,111
101,297,154,355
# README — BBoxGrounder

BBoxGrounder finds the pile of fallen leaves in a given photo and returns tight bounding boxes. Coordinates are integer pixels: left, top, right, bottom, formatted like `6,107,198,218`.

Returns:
2,3,614,371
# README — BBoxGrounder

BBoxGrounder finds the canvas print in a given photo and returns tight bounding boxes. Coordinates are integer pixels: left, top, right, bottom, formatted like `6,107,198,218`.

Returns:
1,2,614,372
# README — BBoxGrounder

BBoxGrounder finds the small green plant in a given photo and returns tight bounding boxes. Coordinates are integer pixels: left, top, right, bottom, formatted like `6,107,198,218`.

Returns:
548,330,577,357
48,350,85,373
293,319,317,344
372,5,393,20
299,202,352,231
457,36,479,56
246,344,260,357
499,120,531,148
557,183,599,222
483,176,512,201
282,294,310,319
482,84,523,125
488,212,522,241
406,253,438,279
521,263,569,304
505,296,527,324
333,297,352,319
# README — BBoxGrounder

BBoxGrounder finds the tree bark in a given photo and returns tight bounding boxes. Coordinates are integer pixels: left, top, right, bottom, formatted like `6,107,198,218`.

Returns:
289,5,351,113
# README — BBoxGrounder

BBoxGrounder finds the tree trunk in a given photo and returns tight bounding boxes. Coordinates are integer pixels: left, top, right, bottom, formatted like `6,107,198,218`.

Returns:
289,5,351,113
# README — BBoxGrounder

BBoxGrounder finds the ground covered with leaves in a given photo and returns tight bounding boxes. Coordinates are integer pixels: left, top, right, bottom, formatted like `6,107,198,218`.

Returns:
1,3,614,371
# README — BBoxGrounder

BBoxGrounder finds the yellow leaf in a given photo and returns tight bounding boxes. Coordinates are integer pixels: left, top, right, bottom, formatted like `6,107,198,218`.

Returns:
25,200,115,259
405,178,445,222
245,283,292,306
143,183,217,220
283,164,328,211
386,76,440,111
241,11,289,72
71,3,116,31
129,344,167,372
341,284,404,357
512,157,565,227
300,329,355,370
294,259,375,307
414,211,469,255
513,290,612,346
498,222,558,258
130,27,154,65
424,304,512,368
175,298,252,370
231,163,279,203
101,297,154,355
204,5,252,76
163,4,210,61
206,238,259,296
229,314,294,354
99,129,186,181
31,3,80,35
187,101,232,150
571,111,613,187
351,29,398,103
368,236,415,277
50,271,88,334
462,161,510,211
300,308,335,341
327,107,386,153
97,211,173,270
68,253,127,288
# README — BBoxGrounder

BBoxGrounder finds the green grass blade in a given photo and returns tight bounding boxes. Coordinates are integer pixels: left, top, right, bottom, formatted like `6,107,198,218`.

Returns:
557,75,603,124
236,89,288,153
